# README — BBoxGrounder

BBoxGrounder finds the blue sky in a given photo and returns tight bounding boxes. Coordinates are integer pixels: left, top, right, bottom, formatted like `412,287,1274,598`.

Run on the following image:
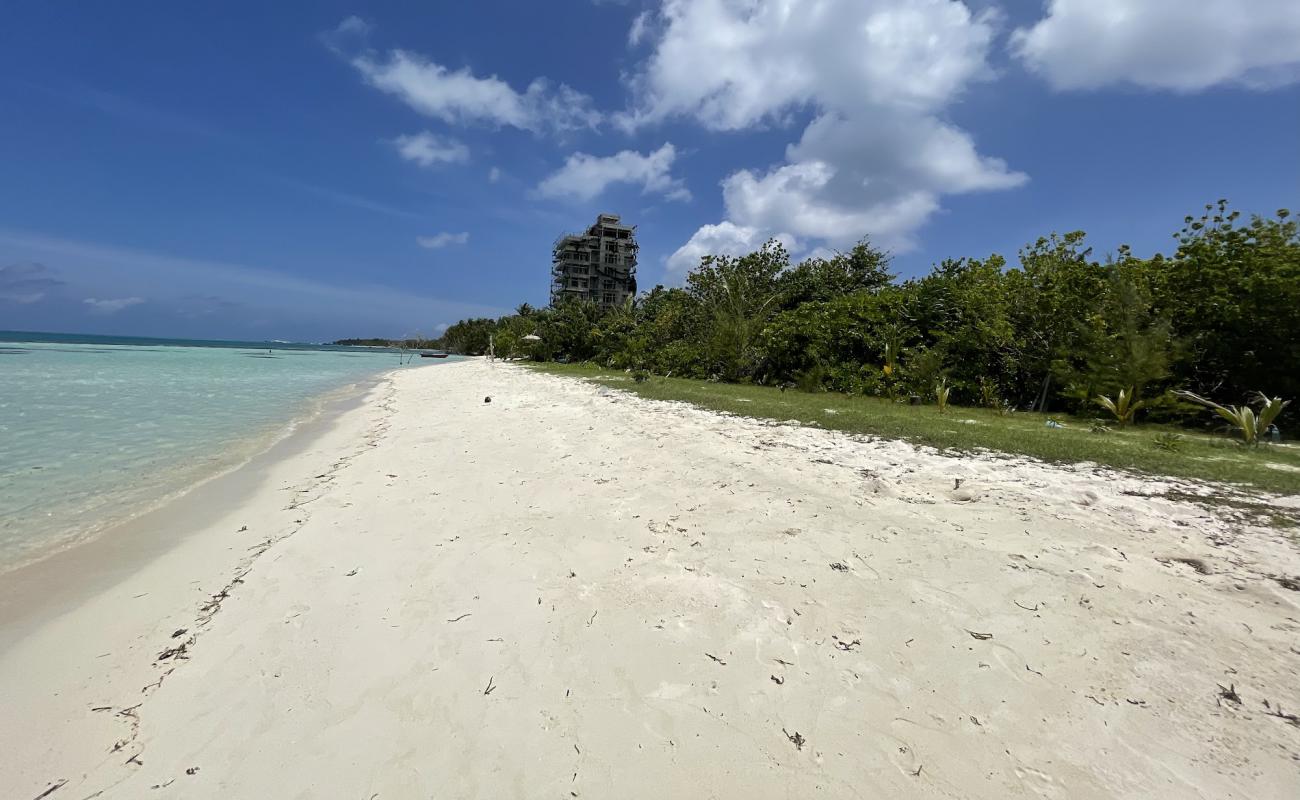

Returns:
1,1,1297,342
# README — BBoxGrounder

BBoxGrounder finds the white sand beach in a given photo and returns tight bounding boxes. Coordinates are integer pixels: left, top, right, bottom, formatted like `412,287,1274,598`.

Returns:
3,360,1298,799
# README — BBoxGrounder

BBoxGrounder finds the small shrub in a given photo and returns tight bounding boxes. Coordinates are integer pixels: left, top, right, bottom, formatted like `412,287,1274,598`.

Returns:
1153,432,1185,452
1174,390,1291,446
935,378,951,414
631,369,650,383
1095,387,1145,427
1090,420,1111,434
979,377,1001,410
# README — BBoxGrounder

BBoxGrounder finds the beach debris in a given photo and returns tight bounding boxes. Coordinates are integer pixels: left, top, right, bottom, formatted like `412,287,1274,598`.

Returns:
1272,574,1300,592
1263,700,1300,727
568,570,577,578
954,478,963,489
832,637,862,652
966,630,994,641
912,764,924,777
770,674,785,685
829,561,849,572
705,652,728,666
1026,664,1044,677
31,779,67,800
484,396,492,404
1013,601,1040,612
186,767,200,775
774,658,794,666
1217,683,1242,706
171,628,187,638
1162,556,1212,575
446,613,472,623
345,568,359,577
483,676,497,696
156,640,191,662
782,728,806,750
587,610,598,627
237,526,247,532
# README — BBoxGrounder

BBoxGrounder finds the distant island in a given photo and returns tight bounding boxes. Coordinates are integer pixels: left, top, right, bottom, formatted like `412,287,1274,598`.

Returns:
333,337,444,349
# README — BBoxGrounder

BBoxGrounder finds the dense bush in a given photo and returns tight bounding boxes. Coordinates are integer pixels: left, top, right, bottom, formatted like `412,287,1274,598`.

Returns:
434,203,1296,427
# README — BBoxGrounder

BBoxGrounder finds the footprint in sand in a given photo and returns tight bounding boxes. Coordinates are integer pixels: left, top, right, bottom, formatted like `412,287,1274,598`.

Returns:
1013,764,1065,798
986,641,1034,684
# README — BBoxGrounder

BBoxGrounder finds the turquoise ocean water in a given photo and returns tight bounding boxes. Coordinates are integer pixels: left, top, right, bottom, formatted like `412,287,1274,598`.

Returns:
0,332,449,571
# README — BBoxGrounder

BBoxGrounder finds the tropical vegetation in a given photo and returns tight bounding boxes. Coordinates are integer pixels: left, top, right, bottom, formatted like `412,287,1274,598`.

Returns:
435,201,1296,445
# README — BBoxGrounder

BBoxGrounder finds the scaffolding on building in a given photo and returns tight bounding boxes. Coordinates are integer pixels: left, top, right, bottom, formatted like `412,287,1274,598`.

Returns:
550,213,638,309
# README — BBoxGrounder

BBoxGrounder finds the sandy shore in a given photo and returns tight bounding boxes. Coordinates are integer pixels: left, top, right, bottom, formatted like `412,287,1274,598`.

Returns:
3,360,1298,799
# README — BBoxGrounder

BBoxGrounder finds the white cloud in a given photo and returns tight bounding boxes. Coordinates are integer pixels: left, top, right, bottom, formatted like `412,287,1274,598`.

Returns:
351,48,601,134
625,0,1020,265
666,222,798,274
628,10,653,46
416,232,470,249
334,16,371,37
392,131,469,167
721,111,1025,252
537,143,690,202
487,166,502,183
84,296,144,313
1011,0,1300,91
620,0,997,131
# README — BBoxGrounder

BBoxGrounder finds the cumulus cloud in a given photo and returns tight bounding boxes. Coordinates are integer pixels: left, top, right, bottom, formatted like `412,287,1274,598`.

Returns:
626,0,1020,264
666,222,798,274
84,296,144,313
537,143,690,202
392,131,469,167
1011,0,1300,91
720,111,1025,252
0,262,63,304
487,166,501,183
416,232,470,249
350,47,601,134
620,0,997,131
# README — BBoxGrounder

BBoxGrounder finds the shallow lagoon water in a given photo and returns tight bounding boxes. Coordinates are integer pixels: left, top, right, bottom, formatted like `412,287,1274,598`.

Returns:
0,332,444,570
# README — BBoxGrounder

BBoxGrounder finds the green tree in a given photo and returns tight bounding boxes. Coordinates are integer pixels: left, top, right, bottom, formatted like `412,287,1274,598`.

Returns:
905,254,1016,403
778,238,894,308
1149,202,1299,404
1006,232,1107,410
1055,261,1173,415
686,240,788,381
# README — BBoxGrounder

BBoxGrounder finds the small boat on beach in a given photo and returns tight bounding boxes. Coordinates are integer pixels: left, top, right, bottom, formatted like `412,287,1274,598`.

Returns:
419,352,450,359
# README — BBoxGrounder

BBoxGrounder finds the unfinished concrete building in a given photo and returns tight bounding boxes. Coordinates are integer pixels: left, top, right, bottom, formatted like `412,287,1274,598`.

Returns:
550,213,638,310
